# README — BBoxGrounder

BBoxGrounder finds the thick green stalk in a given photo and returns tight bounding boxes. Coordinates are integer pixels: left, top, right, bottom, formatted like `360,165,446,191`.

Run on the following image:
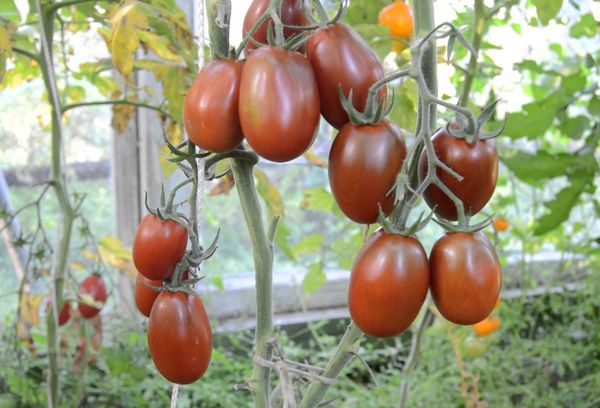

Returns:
36,1,76,406
459,0,485,107
205,1,273,406
231,159,274,408
297,323,363,408
413,0,437,130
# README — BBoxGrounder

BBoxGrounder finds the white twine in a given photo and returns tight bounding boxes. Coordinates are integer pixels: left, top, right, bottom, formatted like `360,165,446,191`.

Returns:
170,384,179,408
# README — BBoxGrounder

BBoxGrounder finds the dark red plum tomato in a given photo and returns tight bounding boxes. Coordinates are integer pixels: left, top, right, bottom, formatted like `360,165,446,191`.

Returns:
239,46,320,162
418,128,498,220
349,230,429,337
430,232,502,325
183,60,245,153
134,274,162,318
307,23,386,129
78,275,107,319
328,119,406,224
133,214,188,281
148,291,212,384
242,0,309,56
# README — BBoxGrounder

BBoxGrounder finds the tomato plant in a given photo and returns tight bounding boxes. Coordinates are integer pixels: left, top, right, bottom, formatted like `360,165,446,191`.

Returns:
148,291,212,384
133,214,188,281
78,275,107,319
348,230,429,337
430,232,501,325
473,316,501,336
184,60,245,153
378,0,414,53
463,335,489,359
134,274,162,318
418,128,498,221
307,23,386,129
239,46,320,162
329,119,406,224
242,0,308,56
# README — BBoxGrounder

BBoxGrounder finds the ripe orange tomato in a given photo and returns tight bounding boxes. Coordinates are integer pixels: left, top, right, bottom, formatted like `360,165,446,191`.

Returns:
493,216,509,231
378,1,414,52
473,316,501,336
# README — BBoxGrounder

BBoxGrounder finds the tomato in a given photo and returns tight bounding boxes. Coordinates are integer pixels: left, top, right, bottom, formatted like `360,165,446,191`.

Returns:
493,216,509,231
430,232,501,325
242,0,309,56
329,119,406,224
378,1,414,53
134,274,162,317
463,335,489,358
473,316,501,336
148,291,212,384
418,128,498,220
307,23,386,129
58,300,70,326
183,60,244,153
133,214,188,281
348,230,429,337
78,275,107,319
239,46,320,162
47,299,71,326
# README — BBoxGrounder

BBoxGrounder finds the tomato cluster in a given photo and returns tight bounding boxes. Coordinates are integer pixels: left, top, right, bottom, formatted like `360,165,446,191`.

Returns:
132,213,212,384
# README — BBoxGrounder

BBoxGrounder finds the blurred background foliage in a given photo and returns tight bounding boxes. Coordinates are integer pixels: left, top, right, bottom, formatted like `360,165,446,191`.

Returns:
0,0,599,406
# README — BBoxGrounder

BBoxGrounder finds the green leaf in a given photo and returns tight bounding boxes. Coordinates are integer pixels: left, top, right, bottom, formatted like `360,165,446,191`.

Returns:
558,115,589,139
570,13,598,38
274,219,295,261
344,0,388,26
0,0,19,22
301,187,335,213
502,151,586,184
389,80,418,132
532,0,563,25
352,23,391,60
534,171,592,235
503,91,567,139
561,73,586,94
292,234,324,257
254,167,284,218
302,263,326,297
588,96,600,116
331,231,364,270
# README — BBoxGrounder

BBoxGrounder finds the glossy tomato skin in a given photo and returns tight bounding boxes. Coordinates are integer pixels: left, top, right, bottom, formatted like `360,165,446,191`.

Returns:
329,119,406,224
183,60,244,153
243,0,308,56
418,128,498,220
78,275,107,319
430,232,501,325
239,46,320,162
349,230,429,337
307,23,386,129
148,291,212,384
133,214,188,281
134,274,162,317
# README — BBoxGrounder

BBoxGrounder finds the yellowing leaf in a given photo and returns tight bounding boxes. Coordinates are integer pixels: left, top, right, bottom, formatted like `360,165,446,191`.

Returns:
110,1,149,77
166,120,183,145
98,236,132,271
254,168,284,217
70,261,86,271
83,249,98,262
159,143,177,178
0,24,11,84
20,294,43,326
111,103,135,133
208,173,235,196
137,29,181,62
303,150,327,168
